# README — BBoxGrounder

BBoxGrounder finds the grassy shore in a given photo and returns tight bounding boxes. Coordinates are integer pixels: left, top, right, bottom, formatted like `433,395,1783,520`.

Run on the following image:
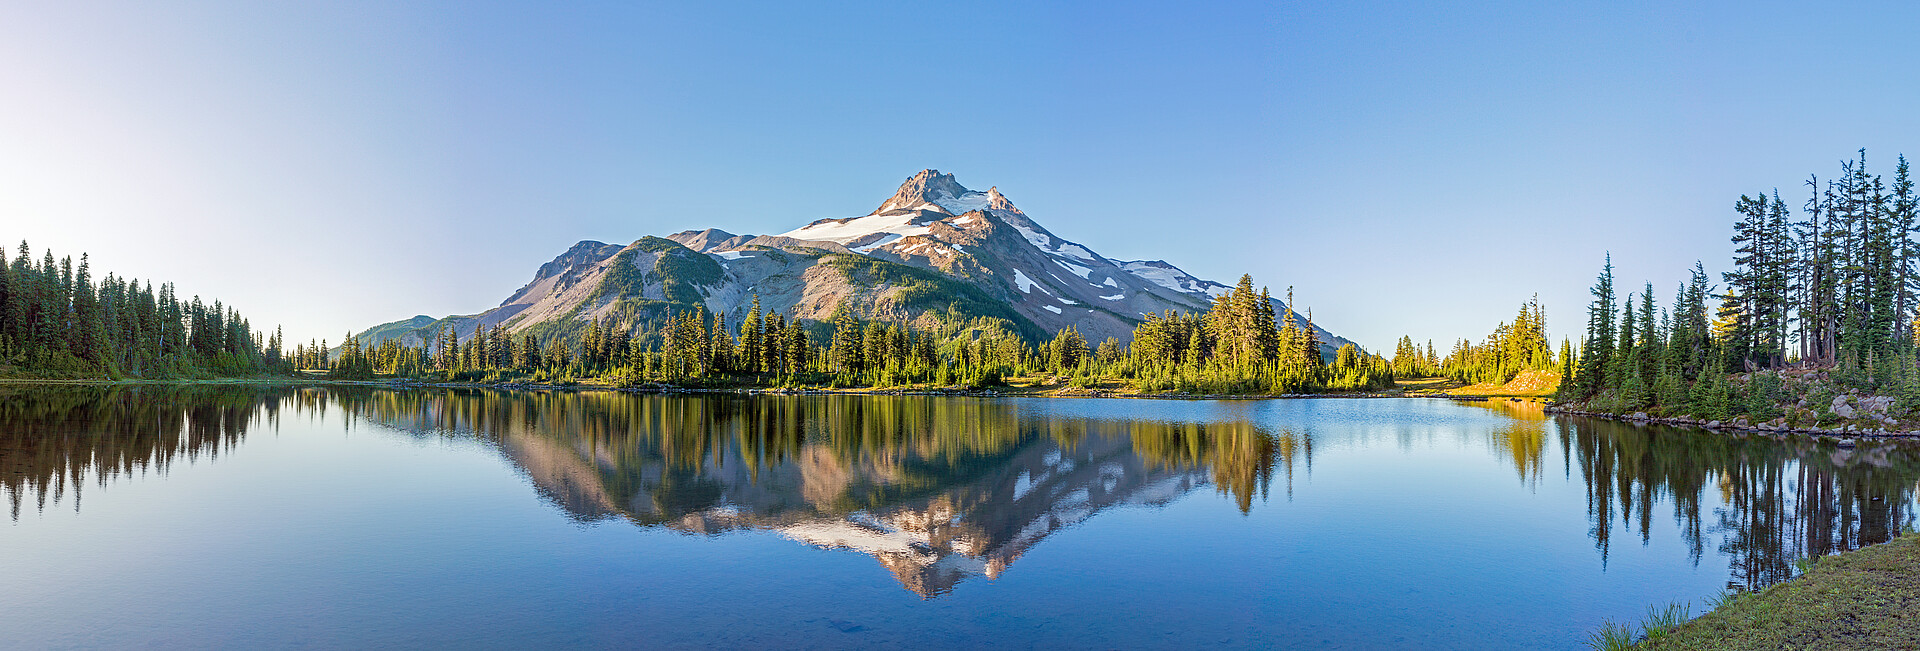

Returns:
1609,532,1920,650
1389,371,1563,398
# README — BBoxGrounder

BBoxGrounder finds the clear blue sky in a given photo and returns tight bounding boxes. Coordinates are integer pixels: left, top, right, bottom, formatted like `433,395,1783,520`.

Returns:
4,1,1917,351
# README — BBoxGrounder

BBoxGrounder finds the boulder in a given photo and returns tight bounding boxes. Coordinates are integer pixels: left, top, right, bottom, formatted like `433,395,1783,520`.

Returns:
1832,395,1856,419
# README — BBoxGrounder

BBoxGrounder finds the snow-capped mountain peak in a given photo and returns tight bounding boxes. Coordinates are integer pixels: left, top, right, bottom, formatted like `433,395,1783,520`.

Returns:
762,170,1344,350
351,169,1350,359
875,169,973,213
777,170,1017,248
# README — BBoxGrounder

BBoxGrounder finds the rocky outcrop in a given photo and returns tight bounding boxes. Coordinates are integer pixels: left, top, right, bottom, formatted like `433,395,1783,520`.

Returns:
1548,369,1919,440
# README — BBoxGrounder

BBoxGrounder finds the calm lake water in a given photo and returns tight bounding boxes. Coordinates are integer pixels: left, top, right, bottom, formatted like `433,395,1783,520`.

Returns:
3,386,1916,649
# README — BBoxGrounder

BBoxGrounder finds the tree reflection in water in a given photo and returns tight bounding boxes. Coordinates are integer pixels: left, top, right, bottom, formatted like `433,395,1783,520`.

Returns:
0,384,285,520
1471,398,1918,591
4,388,1917,597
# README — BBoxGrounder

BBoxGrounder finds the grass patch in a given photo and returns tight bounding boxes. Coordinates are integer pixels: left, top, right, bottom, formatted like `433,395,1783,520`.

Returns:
1588,620,1639,651
1638,532,1920,650
1394,377,1455,394
1587,602,1693,650
1448,370,1562,397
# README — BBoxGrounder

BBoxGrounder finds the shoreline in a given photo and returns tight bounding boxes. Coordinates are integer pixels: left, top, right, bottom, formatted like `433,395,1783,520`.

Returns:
41,376,1893,443
1544,404,1920,442
0,376,1505,402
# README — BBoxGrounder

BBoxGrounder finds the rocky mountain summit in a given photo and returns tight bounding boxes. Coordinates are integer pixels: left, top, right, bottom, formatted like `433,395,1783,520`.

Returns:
352,170,1348,353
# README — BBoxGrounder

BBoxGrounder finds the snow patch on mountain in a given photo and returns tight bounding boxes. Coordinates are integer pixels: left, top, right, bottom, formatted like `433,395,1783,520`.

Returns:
778,213,932,244
1054,259,1092,279
1014,269,1038,294
1120,261,1195,293
853,234,902,253
1056,243,1096,261
932,192,991,215
1010,223,1051,250
1043,305,1062,314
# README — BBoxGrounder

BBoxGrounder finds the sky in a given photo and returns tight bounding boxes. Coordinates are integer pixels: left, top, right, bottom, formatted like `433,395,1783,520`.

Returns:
3,1,1918,351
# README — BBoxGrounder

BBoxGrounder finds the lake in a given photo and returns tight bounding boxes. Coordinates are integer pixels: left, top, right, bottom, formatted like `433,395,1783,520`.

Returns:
2,386,1914,649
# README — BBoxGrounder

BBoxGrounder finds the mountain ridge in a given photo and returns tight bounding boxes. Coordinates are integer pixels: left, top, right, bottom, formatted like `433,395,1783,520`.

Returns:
348,170,1351,355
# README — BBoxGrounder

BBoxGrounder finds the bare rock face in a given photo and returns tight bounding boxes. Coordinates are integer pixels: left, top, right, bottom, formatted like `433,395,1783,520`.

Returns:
874,169,974,214
985,186,1018,213
668,228,748,253
526,240,624,282
349,170,1353,354
1832,396,1856,419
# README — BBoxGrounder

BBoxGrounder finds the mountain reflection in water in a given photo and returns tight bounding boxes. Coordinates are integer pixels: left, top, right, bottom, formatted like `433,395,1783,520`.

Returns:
3,386,1917,598
350,389,1301,597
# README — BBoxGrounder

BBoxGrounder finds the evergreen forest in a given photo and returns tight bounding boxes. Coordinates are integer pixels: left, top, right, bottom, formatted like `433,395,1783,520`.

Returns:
0,241,289,378
1559,150,1920,425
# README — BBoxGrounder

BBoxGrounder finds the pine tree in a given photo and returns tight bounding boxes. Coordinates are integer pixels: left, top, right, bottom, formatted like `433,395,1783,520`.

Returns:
738,295,763,374
1558,338,1576,389
1891,156,1917,349
829,304,861,374
1576,255,1617,396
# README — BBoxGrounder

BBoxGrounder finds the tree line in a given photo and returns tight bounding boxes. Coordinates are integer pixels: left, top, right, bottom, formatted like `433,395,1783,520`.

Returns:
1388,336,1441,379
323,298,1036,388
1561,149,1920,418
0,241,286,378
1723,150,1917,369
1377,297,1560,388
1437,297,1559,385
1041,275,1392,393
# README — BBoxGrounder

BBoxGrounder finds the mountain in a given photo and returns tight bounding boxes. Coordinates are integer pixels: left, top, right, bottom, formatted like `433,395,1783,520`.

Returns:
350,170,1350,353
